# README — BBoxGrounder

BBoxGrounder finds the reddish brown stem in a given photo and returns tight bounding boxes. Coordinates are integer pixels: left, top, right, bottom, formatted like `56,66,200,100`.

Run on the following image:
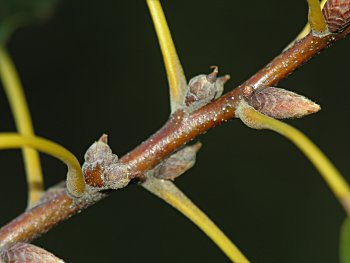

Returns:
121,30,348,177
0,27,349,248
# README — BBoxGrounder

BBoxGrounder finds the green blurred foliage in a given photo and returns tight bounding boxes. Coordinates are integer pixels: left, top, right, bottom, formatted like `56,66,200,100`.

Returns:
0,0,58,43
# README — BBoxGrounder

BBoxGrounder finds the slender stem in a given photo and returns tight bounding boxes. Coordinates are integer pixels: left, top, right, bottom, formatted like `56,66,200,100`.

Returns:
294,0,327,41
146,0,187,112
237,101,350,215
0,133,85,198
142,177,250,263
307,0,328,34
0,45,44,206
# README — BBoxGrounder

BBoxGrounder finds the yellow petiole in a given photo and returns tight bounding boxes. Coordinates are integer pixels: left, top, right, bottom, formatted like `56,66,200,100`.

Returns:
286,0,327,50
0,45,44,206
143,176,250,263
237,101,350,215
306,0,328,34
0,133,85,198
146,0,187,112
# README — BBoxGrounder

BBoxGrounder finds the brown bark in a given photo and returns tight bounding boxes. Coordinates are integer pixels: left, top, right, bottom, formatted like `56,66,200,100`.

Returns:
0,20,349,249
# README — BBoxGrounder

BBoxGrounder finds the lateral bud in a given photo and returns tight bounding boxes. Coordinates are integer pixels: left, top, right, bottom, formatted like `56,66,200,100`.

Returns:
0,242,65,263
82,134,130,192
244,86,320,119
323,0,350,32
184,66,230,112
153,142,202,181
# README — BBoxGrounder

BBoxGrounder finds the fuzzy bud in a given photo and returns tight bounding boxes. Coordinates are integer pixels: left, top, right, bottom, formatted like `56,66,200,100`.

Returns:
246,87,320,119
1,243,65,263
323,0,350,32
185,66,230,112
82,134,130,192
153,142,202,181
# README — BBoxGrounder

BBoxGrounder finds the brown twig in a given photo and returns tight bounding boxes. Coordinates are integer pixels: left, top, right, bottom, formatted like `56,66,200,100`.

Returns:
0,15,349,249
121,28,350,178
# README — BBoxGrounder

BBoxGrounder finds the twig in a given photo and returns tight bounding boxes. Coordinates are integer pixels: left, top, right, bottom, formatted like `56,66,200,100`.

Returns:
0,8,349,250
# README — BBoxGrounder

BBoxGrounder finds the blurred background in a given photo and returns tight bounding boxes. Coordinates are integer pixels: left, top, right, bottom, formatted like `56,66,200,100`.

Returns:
0,0,349,262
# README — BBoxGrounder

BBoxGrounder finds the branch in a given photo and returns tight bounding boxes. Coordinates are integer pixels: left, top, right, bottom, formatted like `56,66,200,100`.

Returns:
0,1,350,249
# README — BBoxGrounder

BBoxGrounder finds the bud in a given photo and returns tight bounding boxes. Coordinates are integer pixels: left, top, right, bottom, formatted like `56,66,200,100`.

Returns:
82,135,130,192
246,87,320,119
185,66,230,112
1,242,64,263
323,0,350,32
153,142,202,181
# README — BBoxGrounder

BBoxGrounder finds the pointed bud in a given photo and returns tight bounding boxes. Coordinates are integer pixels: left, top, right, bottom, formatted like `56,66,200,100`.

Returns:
82,135,130,192
153,142,202,181
185,66,230,112
323,0,350,32
247,87,320,119
1,242,65,263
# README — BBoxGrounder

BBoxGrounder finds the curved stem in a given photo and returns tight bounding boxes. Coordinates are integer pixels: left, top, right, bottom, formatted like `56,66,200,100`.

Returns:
237,101,350,215
0,133,85,198
0,45,44,205
142,177,250,263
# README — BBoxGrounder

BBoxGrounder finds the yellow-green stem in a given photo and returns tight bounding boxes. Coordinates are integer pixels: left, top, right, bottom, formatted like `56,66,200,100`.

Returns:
307,0,328,34
0,45,44,205
0,133,85,198
142,176,250,263
238,102,350,215
146,0,187,112
286,0,327,50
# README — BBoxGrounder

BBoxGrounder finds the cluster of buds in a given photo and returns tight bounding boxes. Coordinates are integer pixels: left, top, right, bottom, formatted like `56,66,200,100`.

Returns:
184,66,230,112
83,136,201,191
82,135,130,192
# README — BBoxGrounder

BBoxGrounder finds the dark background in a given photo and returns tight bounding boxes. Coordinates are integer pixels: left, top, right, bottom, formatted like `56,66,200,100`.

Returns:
0,0,349,262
